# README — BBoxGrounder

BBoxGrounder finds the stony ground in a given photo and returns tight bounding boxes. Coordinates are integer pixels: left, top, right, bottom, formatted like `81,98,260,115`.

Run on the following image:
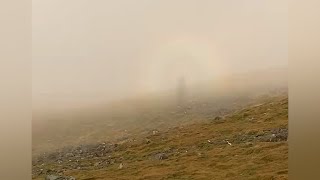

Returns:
33,95,288,180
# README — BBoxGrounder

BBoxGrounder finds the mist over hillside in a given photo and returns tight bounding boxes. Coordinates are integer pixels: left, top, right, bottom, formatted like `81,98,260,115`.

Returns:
32,67,287,155
33,0,287,112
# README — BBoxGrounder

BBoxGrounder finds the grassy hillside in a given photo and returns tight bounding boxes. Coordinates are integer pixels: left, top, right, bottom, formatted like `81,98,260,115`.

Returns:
32,67,287,156
32,94,288,180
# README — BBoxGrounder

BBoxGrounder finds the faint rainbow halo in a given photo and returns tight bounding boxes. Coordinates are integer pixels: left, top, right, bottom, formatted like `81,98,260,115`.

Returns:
140,35,228,93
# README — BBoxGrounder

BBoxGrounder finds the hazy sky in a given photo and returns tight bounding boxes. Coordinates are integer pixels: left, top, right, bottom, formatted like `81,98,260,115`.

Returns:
32,0,288,108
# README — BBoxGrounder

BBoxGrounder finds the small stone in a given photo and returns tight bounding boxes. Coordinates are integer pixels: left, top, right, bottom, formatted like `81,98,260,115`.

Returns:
155,153,168,160
45,175,61,180
65,153,74,158
225,140,232,146
118,163,123,169
45,175,75,180
94,162,100,166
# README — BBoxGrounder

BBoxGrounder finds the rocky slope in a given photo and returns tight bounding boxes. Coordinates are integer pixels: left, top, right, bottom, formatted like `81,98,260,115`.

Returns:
33,95,288,180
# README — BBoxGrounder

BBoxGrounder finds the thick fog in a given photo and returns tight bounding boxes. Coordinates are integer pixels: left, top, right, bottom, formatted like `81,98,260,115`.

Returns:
32,0,288,110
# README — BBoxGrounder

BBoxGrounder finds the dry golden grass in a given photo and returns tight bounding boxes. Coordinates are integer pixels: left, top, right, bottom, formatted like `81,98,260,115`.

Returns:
33,95,288,180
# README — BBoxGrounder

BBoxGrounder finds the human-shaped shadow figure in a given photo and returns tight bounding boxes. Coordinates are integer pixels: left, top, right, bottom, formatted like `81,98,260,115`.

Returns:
176,76,186,106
